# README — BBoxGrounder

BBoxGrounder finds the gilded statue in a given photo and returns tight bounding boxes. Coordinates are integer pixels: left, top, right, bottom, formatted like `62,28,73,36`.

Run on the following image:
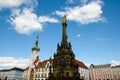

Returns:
62,15,67,24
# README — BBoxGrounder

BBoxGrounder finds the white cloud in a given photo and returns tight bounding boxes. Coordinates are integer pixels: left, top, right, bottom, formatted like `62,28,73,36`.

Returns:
0,0,38,10
0,0,29,9
55,0,105,24
39,16,59,23
10,8,58,35
0,0,59,35
111,60,120,66
77,34,81,37
0,57,29,69
10,8,42,34
55,11,66,17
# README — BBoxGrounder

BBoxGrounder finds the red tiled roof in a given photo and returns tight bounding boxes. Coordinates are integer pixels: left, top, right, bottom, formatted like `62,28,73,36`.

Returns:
75,60,88,69
37,60,53,68
24,59,87,70
37,60,47,67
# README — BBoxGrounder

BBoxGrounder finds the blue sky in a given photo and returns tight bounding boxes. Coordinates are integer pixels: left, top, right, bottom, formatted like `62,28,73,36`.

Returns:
0,0,120,69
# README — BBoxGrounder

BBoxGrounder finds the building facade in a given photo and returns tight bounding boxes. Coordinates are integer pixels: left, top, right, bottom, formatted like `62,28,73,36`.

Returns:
89,64,113,80
22,67,29,80
111,66,120,80
78,67,89,80
0,67,23,80
76,60,89,80
23,60,50,80
0,69,9,80
34,60,50,80
23,60,88,80
28,35,40,80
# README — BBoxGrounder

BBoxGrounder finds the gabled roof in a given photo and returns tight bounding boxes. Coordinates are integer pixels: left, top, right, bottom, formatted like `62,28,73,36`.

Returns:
37,60,48,68
75,60,88,69
24,59,87,70
37,59,53,68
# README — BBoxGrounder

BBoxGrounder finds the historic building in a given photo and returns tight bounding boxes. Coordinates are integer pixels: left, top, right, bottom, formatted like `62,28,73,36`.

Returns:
111,65,120,80
0,67,23,80
23,60,50,80
0,69,9,80
76,60,89,80
89,64,113,80
27,35,40,80
89,63,120,80
23,16,89,80
23,60,88,80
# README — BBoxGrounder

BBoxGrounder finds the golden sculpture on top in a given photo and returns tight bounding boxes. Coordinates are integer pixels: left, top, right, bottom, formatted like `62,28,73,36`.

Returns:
62,15,67,24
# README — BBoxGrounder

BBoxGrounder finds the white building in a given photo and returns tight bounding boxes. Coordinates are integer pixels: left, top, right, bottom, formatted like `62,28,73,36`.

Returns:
33,60,51,80
75,60,89,80
23,60,51,80
22,35,89,80
0,67,23,80
22,66,29,80
23,59,89,80
28,35,40,80
22,35,40,80
0,69,9,80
